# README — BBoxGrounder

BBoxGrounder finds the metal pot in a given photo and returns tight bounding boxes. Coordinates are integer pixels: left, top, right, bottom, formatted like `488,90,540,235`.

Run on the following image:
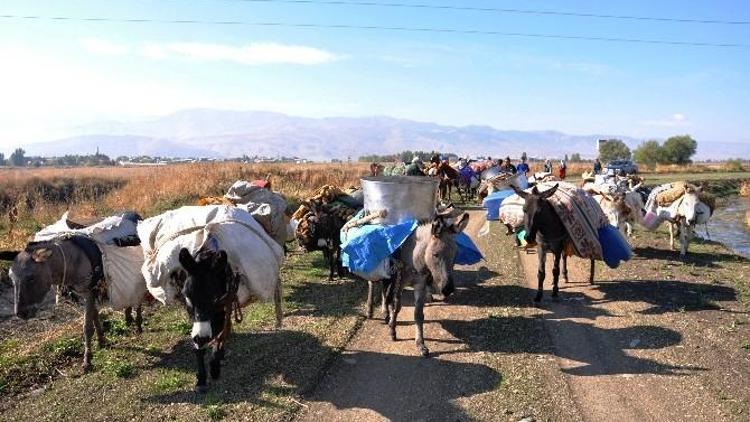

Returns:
361,176,438,225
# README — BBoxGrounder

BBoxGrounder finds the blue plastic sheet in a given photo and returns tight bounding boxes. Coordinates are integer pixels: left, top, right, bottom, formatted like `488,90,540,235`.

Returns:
598,225,633,269
341,220,418,273
483,189,516,221
454,232,483,265
341,219,483,273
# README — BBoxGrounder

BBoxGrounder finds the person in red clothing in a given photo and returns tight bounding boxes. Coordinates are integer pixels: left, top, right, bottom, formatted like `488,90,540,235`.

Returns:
558,158,567,179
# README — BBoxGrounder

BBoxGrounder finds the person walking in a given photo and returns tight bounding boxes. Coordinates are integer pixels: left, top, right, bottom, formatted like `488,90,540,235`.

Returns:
543,159,552,173
405,157,426,176
500,156,517,174
593,158,602,174
516,156,530,176
559,158,567,180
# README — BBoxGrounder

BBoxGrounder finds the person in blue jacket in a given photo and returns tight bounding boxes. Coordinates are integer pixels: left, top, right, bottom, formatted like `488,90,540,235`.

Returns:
516,157,530,176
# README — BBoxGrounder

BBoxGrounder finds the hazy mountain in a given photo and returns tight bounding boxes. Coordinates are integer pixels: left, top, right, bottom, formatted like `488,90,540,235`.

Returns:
26,109,749,160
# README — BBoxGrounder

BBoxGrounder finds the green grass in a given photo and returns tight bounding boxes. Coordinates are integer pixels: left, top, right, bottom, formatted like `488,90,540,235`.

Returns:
0,249,368,421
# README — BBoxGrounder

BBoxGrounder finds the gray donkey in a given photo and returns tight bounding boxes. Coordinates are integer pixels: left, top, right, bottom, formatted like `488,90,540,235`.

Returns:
384,208,470,357
9,236,143,370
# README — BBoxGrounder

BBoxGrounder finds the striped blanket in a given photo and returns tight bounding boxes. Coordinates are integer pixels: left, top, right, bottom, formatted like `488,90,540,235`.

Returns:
499,182,609,260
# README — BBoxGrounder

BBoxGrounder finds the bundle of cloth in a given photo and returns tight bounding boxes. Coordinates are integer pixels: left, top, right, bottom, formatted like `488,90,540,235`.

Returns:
648,181,715,212
382,162,406,176
33,211,146,310
198,180,288,247
292,185,364,251
138,205,283,306
642,181,716,230
499,182,630,267
340,209,483,281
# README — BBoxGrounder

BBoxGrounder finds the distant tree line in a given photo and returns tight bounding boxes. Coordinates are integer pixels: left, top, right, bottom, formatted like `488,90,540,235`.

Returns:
0,148,115,167
596,135,698,167
359,150,459,163
633,135,698,167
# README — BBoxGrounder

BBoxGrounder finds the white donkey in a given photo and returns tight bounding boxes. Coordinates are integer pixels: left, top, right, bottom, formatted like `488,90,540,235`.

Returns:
585,180,645,239
647,186,712,257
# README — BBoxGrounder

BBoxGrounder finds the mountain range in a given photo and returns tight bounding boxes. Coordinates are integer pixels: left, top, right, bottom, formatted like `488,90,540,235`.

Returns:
22,109,749,160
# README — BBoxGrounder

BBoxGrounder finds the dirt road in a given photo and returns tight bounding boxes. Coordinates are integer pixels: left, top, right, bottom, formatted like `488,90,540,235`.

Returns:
300,211,750,421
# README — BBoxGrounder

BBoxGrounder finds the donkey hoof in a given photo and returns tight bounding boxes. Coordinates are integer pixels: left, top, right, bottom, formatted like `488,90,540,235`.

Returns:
82,362,92,373
389,332,397,342
533,294,543,303
195,384,209,394
418,346,430,357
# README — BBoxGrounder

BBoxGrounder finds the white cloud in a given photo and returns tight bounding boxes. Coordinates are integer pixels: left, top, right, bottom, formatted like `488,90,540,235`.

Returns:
642,113,691,128
81,38,130,56
83,38,338,65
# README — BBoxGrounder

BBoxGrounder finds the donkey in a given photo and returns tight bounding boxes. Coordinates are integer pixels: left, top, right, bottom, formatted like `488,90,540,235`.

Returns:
305,202,348,280
176,246,241,394
665,187,712,257
9,236,144,370
385,208,470,357
512,185,596,302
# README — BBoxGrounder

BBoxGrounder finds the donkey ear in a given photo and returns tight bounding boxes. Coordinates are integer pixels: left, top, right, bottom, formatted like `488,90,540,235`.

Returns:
531,186,540,195
0,250,20,261
540,184,559,199
431,219,445,237
178,248,198,273
32,248,53,263
511,184,530,200
215,250,228,269
451,213,470,234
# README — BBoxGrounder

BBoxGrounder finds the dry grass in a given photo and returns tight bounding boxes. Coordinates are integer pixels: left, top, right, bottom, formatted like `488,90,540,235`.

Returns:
0,163,369,250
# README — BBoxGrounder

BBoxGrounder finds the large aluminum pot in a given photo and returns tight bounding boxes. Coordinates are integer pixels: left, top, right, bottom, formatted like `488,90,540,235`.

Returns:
361,176,438,225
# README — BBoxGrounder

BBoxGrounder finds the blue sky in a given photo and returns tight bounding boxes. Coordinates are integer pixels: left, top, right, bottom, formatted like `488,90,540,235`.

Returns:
1,0,749,151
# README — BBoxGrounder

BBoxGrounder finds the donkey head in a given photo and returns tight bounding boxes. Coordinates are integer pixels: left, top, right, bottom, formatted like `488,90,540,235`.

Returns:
10,243,58,319
512,184,559,244
424,206,470,298
178,246,233,348
680,186,711,226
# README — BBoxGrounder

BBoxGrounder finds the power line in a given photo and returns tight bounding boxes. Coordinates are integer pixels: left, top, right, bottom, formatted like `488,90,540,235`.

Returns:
1,13,748,48
226,0,750,26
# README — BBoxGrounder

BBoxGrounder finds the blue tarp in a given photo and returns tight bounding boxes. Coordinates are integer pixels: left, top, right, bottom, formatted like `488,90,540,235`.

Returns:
483,189,516,221
341,219,483,274
454,232,483,265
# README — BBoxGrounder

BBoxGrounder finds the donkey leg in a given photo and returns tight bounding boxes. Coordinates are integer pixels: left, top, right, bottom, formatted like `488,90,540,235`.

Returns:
274,278,283,329
210,344,225,380
92,302,107,349
535,247,546,302
366,281,374,318
125,307,134,327
589,259,596,284
413,284,429,357
195,348,208,393
680,221,691,258
381,279,393,323
669,223,676,250
552,252,561,298
388,284,402,341
82,294,95,371
135,304,143,334
562,254,569,283
327,245,336,281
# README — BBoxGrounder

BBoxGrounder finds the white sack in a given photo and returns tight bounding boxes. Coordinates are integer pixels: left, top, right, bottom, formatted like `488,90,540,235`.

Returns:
225,181,288,247
100,244,147,310
35,212,138,244
138,205,283,306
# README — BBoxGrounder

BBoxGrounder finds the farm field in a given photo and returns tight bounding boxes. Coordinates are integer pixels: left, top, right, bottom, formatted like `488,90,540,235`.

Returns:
1,164,750,420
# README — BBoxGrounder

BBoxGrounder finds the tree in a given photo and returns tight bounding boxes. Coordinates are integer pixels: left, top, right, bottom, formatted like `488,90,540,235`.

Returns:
570,153,582,162
0,152,4,166
660,135,697,165
598,139,631,162
9,148,26,166
633,140,663,167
